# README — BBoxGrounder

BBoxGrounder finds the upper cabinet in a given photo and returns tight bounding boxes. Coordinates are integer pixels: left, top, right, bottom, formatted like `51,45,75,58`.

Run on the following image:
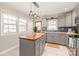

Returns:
58,15,66,27
58,5,79,27
65,13,72,26
72,8,77,26
77,4,79,16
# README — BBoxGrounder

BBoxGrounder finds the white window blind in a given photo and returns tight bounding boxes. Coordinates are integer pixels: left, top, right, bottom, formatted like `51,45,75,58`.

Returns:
47,19,58,30
2,13,17,33
19,18,27,32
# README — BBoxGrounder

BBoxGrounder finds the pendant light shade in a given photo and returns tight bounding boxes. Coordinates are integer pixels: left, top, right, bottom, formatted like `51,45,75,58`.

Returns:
29,2,40,19
33,13,37,17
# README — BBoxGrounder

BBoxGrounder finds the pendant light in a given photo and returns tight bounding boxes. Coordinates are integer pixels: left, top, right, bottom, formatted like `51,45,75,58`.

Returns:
33,5,37,18
37,8,40,19
29,3,33,16
29,2,40,19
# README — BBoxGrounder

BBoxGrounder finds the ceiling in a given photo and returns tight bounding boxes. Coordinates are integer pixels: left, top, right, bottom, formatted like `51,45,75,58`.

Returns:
0,2,79,18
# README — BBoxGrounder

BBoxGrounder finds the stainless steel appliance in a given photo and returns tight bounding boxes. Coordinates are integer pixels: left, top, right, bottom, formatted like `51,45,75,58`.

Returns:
75,16,79,56
68,16,79,56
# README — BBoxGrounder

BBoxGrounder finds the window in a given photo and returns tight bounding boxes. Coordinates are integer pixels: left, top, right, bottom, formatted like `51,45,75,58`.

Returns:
2,13,17,33
47,19,58,30
19,18,27,32
35,21,42,30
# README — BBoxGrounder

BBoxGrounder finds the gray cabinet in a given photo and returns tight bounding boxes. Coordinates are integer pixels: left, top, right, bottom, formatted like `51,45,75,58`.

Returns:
72,8,77,26
35,36,45,56
20,34,46,56
47,33,60,44
35,38,40,56
20,39,35,56
77,39,79,56
47,32,67,45
58,15,66,27
58,33,67,45
65,13,72,26
47,33,54,43
39,34,46,55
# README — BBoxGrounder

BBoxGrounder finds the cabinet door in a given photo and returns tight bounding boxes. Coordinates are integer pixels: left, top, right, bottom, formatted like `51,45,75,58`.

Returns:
65,35,69,47
59,34,66,45
66,13,72,26
35,39,40,56
58,18,66,27
20,39,35,56
47,33,68,45
47,33,55,43
77,40,79,56
40,36,44,55
40,39,43,55
47,33,59,43
42,34,46,47
72,9,77,26
35,34,46,56
53,33,59,43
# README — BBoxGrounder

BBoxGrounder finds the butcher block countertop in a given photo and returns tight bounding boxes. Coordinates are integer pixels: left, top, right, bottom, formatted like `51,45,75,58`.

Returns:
20,33,45,41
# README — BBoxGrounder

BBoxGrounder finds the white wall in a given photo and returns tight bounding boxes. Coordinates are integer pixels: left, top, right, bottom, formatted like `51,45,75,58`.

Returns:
0,4,33,52
27,18,33,32
0,8,1,45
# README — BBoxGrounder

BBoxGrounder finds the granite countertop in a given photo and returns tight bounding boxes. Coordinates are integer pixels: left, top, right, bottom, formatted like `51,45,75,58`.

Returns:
46,31,66,34
19,33,45,41
66,32,79,36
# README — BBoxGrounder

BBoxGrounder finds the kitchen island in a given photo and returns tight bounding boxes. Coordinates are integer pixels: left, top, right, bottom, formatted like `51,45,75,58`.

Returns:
19,33,46,56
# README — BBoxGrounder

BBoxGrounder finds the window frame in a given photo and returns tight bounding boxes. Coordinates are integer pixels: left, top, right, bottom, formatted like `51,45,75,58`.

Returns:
1,13,17,34
19,18,27,32
47,19,58,31
35,21,42,30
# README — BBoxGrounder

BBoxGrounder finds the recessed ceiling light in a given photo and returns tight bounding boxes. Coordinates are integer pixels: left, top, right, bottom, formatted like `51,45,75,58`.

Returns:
64,8,68,10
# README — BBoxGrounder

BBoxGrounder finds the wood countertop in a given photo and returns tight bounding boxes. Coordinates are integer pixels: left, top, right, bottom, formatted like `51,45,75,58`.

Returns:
20,33,45,41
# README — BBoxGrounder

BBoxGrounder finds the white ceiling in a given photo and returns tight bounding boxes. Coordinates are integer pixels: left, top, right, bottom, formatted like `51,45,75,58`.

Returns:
0,2,79,18
38,2,79,17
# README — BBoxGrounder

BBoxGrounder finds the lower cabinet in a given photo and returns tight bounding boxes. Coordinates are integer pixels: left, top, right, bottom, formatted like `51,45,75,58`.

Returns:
20,39,35,56
35,38,40,56
35,35,46,56
47,32,68,45
59,33,68,45
77,39,79,56
20,34,46,56
47,33,57,43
